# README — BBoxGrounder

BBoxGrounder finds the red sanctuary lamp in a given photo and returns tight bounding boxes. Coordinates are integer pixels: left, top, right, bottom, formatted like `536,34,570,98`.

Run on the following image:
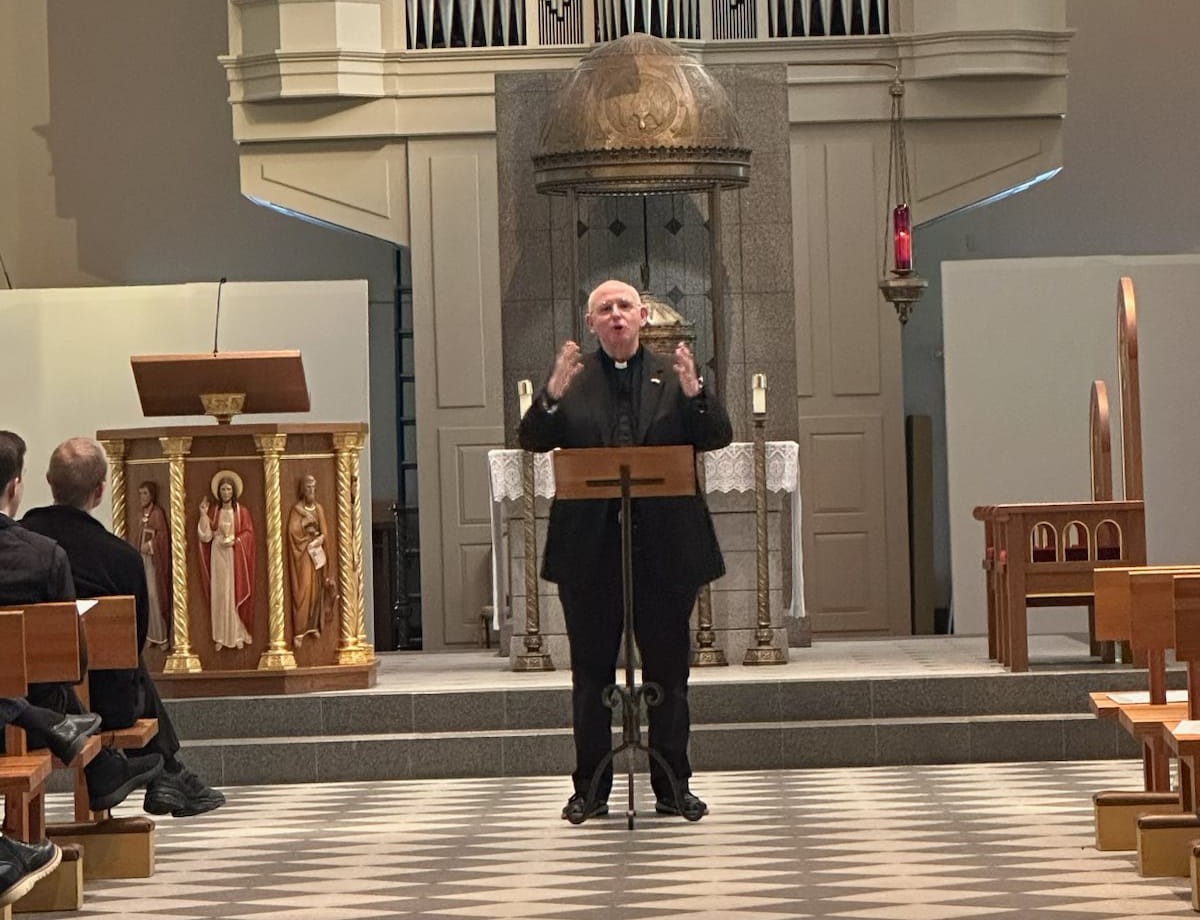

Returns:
878,76,927,325
893,203,912,272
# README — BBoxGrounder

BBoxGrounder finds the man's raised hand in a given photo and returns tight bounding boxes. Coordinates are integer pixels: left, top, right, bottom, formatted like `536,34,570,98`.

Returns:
674,341,702,398
547,340,584,401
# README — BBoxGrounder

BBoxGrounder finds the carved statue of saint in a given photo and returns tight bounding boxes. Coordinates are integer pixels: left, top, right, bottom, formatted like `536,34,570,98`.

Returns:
136,480,172,648
198,470,256,651
287,473,336,648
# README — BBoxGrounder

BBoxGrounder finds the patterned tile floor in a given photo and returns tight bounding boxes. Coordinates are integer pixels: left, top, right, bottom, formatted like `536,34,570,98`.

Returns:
39,759,1198,919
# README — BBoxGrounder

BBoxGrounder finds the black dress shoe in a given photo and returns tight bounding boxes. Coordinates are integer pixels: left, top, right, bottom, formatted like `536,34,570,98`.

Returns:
43,713,102,764
655,790,708,820
561,793,608,823
0,836,62,907
85,750,164,812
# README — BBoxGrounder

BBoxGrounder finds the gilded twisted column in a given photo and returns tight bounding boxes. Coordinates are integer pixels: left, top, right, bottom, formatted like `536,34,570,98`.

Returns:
160,436,201,673
333,431,371,664
348,438,373,659
99,439,128,539
513,450,553,671
691,455,726,666
744,413,785,665
254,433,297,670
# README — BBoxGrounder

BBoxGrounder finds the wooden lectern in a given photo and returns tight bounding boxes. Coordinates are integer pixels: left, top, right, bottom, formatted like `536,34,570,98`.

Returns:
552,444,701,828
96,351,375,697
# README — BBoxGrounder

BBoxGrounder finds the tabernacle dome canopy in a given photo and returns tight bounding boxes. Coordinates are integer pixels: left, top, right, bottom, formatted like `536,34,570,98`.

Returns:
533,33,751,196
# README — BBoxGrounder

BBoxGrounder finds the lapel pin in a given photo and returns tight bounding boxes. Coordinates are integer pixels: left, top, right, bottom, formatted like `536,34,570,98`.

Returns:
650,377,662,385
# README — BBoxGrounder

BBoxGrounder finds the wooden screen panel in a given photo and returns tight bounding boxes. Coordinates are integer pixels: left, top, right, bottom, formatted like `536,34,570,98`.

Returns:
1090,379,1113,501
1118,276,1143,501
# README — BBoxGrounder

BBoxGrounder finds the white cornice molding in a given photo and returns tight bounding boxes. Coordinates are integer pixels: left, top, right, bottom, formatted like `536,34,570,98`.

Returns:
224,29,1070,140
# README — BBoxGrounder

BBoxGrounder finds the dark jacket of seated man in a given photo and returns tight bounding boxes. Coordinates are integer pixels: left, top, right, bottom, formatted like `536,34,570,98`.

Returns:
22,505,168,740
0,512,82,707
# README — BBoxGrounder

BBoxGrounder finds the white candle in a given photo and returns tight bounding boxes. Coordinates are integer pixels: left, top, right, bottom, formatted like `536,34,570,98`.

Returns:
752,373,767,415
518,379,533,417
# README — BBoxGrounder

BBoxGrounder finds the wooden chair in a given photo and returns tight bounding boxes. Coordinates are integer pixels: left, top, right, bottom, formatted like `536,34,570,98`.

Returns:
51,597,158,882
3,599,157,892
1133,574,1200,878
0,607,87,912
1088,565,1200,850
0,613,53,845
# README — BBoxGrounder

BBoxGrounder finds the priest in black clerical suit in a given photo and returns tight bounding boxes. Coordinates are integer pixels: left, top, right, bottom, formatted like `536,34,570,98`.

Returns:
519,279,732,823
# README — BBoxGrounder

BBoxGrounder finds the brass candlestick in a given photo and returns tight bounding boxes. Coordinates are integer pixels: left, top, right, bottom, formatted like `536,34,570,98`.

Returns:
513,380,554,671
691,455,727,666
744,375,785,665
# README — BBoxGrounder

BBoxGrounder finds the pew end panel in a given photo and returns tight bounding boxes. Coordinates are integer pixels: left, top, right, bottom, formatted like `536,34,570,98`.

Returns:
1190,841,1200,911
49,817,156,880
1137,812,1200,878
1093,790,1182,851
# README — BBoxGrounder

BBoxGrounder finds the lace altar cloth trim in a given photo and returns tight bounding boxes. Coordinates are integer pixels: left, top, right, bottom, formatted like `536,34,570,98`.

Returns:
487,441,799,501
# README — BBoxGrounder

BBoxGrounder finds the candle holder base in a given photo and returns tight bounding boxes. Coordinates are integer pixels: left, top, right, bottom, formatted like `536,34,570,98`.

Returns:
513,653,556,672
743,645,787,666
692,646,729,667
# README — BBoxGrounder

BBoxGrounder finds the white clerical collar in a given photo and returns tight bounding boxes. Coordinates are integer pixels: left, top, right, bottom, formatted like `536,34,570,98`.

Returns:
614,360,628,370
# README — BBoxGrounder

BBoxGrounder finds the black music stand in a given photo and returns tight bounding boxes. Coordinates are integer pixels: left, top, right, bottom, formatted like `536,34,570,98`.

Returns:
552,444,701,829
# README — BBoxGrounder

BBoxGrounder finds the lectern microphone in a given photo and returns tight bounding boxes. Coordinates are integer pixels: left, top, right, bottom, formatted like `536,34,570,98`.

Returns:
212,277,228,355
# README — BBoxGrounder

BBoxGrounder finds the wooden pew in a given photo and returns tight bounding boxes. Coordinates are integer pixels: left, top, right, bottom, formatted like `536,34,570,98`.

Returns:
973,500,1145,672
1089,565,1198,849
1135,574,1200,878
49,596,158,881
0,612,52,920
0,613,53,845
0,607,86,913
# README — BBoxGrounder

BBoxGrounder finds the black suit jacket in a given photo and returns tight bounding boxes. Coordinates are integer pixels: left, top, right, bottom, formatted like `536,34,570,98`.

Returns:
0,513,75,605
518,347,733,590
22,505,150,728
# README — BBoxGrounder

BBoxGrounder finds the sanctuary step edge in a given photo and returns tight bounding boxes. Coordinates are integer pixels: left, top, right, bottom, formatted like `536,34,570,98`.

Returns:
99,663,1183,789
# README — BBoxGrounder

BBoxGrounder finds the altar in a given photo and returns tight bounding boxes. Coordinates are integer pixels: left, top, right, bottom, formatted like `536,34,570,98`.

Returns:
487,441,804,668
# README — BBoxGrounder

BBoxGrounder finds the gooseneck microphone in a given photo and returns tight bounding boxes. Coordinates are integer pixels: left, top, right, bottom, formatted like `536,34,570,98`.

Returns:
212,277,228,355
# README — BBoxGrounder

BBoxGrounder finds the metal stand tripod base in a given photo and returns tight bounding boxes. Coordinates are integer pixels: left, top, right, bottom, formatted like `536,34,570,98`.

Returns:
567,682,698,830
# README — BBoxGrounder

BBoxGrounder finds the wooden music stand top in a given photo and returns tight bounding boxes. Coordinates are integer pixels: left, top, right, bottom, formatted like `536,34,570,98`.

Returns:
552,445,697,500
130,351,310,419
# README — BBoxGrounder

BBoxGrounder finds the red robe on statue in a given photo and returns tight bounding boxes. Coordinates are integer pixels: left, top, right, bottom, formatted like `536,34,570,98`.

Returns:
199,502,256,636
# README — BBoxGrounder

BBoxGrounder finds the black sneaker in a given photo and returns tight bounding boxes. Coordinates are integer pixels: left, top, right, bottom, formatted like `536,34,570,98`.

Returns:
85,750,164,812
145,767,226,818
561,793,608,823
0,836,62,907
654,790,708,820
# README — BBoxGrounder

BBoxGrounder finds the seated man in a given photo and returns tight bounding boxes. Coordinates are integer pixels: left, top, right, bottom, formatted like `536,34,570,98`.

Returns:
23,437,224,818
0,430,163,811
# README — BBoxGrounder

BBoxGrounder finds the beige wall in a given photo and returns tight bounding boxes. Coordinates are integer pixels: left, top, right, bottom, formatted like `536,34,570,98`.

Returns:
0,280,371,520
0,0,400,502
905,0,1200,616
943,256,1200,636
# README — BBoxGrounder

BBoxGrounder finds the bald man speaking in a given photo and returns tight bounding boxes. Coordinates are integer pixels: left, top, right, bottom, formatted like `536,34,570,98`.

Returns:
519,279,732,823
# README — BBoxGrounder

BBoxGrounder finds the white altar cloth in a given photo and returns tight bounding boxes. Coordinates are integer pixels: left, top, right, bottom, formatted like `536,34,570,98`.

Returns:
487,441,804,626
